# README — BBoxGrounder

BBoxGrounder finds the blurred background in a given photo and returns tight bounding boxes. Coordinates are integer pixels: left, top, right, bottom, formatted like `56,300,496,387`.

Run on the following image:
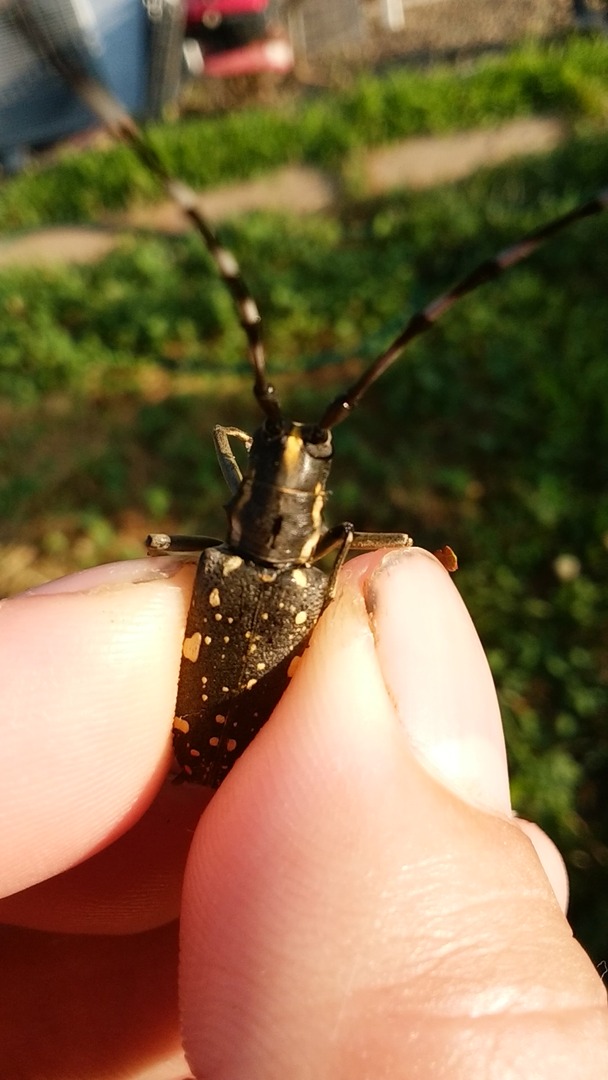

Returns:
0,0,607,962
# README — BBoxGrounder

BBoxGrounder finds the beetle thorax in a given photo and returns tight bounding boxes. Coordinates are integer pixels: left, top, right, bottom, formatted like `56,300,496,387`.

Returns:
225,420,333,566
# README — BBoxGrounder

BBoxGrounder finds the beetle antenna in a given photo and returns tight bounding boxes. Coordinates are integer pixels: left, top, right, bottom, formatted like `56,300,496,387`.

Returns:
123,126,281,422
320,188,608,430
9,5,281,422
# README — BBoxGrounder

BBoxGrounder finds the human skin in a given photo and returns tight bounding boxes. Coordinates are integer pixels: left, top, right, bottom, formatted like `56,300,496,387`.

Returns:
0,547,606,1079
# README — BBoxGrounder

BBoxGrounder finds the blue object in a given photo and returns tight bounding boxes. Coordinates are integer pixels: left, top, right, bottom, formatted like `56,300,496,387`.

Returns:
0,0,183,170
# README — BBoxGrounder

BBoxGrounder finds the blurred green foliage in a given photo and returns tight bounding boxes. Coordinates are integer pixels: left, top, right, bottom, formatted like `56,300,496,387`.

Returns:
0,39,607,963
3,35,608,228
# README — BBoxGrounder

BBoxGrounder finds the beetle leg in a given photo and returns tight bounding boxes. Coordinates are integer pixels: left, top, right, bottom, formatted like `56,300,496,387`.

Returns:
311,523,353,600
213,425,253,494
146,533,221,555
349,530,413,551
313,524,412,601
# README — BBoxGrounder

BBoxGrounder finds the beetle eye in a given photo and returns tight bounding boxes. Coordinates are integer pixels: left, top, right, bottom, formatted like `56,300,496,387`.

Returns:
303,424,329,446
302,425,332,458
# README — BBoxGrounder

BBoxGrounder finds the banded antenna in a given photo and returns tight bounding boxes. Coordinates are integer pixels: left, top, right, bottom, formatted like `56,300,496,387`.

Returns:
319,187,608,429
9,1,281,422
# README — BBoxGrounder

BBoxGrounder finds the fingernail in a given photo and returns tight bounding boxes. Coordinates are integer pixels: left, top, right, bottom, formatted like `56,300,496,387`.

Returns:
364,547,511,814
21,556,196,596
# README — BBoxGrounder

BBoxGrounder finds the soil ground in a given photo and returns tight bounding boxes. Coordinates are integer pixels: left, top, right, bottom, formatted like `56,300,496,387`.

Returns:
0,116,568,268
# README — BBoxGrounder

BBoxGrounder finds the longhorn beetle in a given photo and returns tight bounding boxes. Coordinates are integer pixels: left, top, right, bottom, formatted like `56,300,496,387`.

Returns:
146,178,607,787
139,160,606,788
16,26,608,786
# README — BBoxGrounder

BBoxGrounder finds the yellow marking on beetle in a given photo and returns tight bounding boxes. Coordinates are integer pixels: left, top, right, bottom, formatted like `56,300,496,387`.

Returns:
291,568,308,588
256,661,266,671
190,748,201,758
227,739,237,752
246,678,258,690
202,675,208,685
209,587,221,607
215,612,223,621
300,524,321,562
261,612,269,620
215,714,226,724
221,685,229,693
209,736,220,747
223,555,243,575
202,694,208,702
223,635,230,643
182,632,202,662
173,716,190,734
287,654,302,679
248,642,257,653
245,630,251,639
283,432,303,472
295,610,308,625
312,490,324,528
204,635,212,645
227,616,234,624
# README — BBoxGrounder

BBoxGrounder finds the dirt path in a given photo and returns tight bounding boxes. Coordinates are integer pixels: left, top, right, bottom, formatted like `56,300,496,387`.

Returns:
0,115,567,268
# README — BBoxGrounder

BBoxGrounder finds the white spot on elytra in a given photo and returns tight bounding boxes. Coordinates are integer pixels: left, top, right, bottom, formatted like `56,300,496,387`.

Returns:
223,555,243,576
182,632,202,662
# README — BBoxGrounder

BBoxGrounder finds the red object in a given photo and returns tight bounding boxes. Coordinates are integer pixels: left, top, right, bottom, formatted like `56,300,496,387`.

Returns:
187,1,269,17
185,0,292,78
202,37,293,76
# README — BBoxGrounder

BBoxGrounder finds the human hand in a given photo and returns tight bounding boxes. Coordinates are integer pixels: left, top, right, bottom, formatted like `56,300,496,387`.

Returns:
0,548,606,1078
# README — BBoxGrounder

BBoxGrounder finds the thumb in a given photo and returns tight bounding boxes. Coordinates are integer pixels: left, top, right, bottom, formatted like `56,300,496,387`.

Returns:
179,548,607,1080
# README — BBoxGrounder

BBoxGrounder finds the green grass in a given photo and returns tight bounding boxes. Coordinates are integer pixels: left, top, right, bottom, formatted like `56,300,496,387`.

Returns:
2,35,608,229
1,38,607,962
